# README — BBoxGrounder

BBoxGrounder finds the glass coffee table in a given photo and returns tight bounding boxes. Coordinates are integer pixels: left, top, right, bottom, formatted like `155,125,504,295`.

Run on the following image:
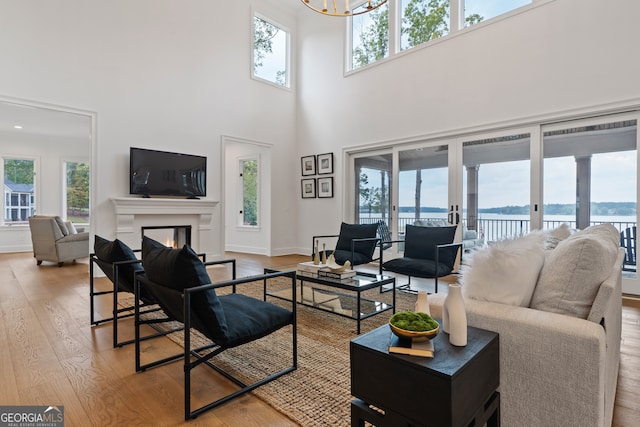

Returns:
264,268,396,334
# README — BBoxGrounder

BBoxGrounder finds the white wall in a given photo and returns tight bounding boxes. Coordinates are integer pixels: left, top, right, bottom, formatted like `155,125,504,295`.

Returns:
295,0,640,253
0,0,298,258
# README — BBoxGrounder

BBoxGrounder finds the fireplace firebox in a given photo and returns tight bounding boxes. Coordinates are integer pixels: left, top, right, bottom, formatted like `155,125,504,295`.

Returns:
141,225,192,249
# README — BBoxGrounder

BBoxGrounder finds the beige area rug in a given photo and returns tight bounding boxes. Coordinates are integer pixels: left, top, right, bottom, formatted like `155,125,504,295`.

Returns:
135,278,417,427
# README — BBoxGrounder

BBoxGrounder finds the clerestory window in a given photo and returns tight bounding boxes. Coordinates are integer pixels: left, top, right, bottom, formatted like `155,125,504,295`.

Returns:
252,14,290,88
352,2,390,69
464,0,531,25
350,0,535,71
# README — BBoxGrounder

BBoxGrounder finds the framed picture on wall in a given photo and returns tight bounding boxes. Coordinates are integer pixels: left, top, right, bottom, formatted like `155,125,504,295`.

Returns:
317,177,333,198
301,155,316,176
301,178,316,198
317,152,333,175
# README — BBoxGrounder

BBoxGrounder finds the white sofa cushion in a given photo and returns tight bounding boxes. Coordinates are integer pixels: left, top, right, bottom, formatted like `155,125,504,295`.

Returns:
530,223,620,319
543,223,571,249
461,232,545,307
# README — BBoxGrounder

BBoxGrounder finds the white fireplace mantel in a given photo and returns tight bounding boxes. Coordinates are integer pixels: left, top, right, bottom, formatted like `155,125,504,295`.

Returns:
110,197,219,252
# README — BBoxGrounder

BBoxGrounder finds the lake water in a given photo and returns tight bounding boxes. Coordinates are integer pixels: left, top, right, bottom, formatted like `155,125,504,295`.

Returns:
359,212,636,240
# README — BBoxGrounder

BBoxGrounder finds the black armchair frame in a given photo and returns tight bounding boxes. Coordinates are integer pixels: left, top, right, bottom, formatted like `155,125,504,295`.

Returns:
381,240,462,294
134,262,297,420
90,250,163,348
90,250,209,348
311,234,382,264
621,226,636,272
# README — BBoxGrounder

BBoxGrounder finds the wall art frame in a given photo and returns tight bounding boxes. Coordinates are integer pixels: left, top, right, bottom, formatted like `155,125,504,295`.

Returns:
317,177,334,198
301,155,316,176
317,152,333,175
301,178,316,198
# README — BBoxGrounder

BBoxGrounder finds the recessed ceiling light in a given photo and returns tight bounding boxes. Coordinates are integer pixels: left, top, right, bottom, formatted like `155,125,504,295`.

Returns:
13,125,23,129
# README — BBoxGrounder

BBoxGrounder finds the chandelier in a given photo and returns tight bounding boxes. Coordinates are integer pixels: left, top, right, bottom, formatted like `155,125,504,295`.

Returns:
301,0,388,17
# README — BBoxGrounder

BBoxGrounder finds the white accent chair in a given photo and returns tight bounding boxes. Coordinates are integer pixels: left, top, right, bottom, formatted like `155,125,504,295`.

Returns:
28,215,89,266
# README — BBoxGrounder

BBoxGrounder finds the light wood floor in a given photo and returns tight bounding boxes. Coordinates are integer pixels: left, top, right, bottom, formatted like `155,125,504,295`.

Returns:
0,251,639,426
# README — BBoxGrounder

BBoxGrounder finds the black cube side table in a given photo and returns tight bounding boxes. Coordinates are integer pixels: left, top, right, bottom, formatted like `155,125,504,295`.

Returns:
350,323,500,427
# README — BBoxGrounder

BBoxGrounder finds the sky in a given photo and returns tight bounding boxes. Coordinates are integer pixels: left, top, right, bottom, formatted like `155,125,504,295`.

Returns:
464,0,532,21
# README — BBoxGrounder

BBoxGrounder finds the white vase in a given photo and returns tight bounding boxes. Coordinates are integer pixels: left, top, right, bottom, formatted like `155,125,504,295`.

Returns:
442,298,450,334
445,284,467,346
415,290,430,315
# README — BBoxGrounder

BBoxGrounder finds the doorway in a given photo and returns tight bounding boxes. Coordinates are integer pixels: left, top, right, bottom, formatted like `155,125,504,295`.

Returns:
222,136,272,255
0,97,94,253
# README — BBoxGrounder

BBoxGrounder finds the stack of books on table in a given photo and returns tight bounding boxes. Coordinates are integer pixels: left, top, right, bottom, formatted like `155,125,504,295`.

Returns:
297,261,330,278
388,333,435,358
296,262,356,280
318,269,357,280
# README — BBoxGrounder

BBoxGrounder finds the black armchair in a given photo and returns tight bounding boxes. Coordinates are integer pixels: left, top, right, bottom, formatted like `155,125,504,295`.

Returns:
90,235,162,348
381,224,461,293
621,226,636,272
134,236,297,420
312,222,381,267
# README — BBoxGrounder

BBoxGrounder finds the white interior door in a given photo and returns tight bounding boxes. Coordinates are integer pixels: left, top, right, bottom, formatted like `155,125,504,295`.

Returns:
222,136,272,255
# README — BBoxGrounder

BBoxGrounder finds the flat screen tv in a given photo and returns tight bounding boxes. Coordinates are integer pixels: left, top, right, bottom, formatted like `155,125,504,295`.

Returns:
129,147,206,198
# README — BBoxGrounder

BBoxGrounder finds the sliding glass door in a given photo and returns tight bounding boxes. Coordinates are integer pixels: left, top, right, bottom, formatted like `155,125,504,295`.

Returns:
353,150,392,231
396,143,455,241
461,129,534,243
347,112,639,294
542,114,638,293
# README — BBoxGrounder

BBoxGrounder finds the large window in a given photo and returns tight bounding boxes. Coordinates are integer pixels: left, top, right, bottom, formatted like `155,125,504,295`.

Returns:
65,161,90,224
3,157,35,224
350,0,534,70
253,14,290,88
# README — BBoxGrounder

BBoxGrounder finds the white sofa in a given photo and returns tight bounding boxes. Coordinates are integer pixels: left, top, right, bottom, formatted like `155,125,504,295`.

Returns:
429,224,623,427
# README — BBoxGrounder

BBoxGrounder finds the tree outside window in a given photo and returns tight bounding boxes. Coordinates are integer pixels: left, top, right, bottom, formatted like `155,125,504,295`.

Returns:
401,0,482,50
241,159,259,227
352,0,486,69
359,170,389,218
352,3,389,69
66,161,90,224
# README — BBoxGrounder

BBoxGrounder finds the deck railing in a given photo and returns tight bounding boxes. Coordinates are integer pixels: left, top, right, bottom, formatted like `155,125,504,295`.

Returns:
359,216,636,243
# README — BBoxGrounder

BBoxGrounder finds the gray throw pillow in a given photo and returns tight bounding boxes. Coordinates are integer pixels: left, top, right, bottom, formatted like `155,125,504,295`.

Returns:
54,216,69,236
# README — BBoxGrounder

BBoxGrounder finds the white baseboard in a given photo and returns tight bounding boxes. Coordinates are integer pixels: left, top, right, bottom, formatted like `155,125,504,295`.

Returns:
0,245,32,254
224,244,269,256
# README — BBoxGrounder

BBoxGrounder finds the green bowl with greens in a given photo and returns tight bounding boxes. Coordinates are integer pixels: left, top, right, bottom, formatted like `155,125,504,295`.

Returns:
389,311,439,342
